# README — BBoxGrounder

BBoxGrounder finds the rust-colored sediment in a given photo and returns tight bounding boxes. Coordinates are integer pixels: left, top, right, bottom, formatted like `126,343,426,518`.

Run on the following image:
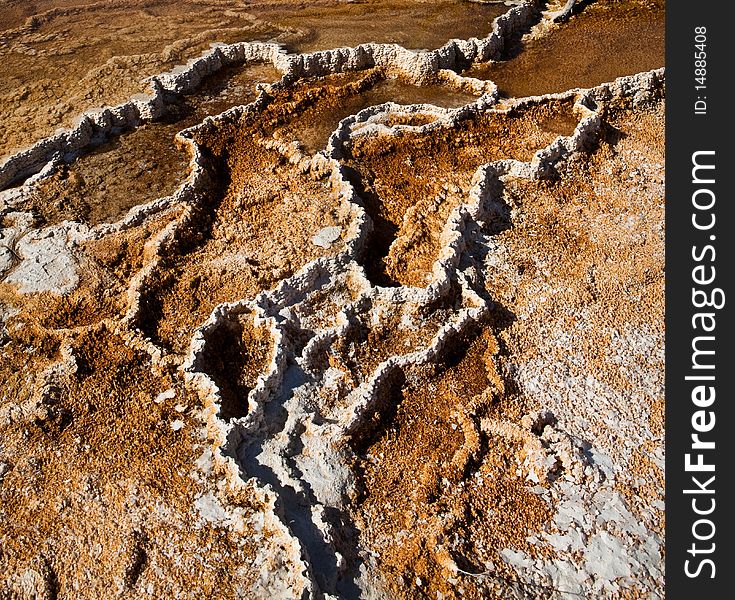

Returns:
467,0,665,97
197,310,274,421
0,1,665,597
249,0,508,53
0,325,263,597
140,131,346,355
344,100,578,287
21,126,190,226
268,70,481,155
351,328,552,599
0,0,284,157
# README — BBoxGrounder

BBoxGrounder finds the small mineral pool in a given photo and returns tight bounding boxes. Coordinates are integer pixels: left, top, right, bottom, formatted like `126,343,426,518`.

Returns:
465,1,665,98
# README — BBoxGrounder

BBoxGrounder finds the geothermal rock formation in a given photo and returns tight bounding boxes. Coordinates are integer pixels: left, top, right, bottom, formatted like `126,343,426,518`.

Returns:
1,1,664,598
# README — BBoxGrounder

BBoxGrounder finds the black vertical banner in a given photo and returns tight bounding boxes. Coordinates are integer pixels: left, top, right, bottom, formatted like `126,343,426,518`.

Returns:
666,1,734,597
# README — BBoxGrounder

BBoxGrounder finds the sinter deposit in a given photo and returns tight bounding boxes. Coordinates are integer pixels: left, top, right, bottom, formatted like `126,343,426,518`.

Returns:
0,1,664,598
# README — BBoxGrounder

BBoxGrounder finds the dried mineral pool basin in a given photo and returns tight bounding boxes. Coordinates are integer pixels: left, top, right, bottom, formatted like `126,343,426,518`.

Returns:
0,0,112,30
251,0,509,52
25,122,190,227
371,77,479,107
294,77,480,154
465,1,665,97
185,62,283,117
0,4,267,94
0,1,282,158
19,62,282,226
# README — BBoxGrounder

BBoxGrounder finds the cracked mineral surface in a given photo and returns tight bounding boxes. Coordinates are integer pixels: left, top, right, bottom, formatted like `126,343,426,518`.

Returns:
1,1,665,598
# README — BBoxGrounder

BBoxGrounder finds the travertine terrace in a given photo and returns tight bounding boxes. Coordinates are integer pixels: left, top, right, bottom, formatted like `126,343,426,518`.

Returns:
1,1,665,598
